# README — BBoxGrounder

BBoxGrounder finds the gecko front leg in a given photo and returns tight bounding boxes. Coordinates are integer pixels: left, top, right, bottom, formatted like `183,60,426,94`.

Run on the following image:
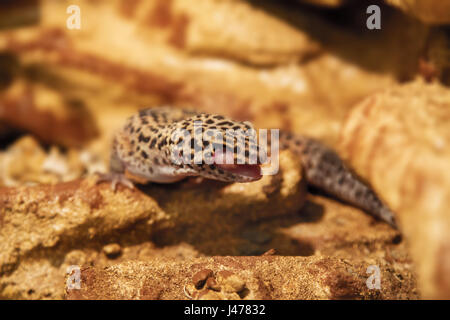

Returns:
95,143,136,191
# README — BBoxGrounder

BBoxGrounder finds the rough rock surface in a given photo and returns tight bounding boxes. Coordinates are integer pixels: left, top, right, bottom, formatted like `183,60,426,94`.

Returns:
65,256,417,300
0,73,98,148
340,80,450,299
0,0,433,146
0,150,309,299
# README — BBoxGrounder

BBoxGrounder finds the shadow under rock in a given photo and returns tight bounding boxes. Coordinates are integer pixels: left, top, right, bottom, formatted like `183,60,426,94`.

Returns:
147,179,326,257
244,0,426,81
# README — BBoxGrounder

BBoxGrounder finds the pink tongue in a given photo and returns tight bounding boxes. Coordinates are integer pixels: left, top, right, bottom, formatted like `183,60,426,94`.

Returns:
213,151,262,179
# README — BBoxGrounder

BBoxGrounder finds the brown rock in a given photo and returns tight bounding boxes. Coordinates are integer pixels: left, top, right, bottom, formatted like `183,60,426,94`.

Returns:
103,244,122,259
0,0,427,146
0,136,89,187
192,269,213,289
65,256,418,300
0,76,98,147
28,0,322,66
340,80,450,299
0,150,306,299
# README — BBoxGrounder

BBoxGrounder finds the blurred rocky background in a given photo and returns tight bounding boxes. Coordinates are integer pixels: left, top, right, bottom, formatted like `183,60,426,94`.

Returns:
0,0,449,299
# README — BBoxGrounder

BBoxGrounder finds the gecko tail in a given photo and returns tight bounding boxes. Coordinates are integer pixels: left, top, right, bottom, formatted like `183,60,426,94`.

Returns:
280,132,398,228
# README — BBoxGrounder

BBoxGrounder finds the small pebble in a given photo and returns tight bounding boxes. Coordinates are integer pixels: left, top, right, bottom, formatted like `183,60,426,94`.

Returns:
262,248,276,256
192,269,213,289
103,243,122,258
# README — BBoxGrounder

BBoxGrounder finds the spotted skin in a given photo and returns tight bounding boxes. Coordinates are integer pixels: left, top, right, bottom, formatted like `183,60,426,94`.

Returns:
109,107,397,227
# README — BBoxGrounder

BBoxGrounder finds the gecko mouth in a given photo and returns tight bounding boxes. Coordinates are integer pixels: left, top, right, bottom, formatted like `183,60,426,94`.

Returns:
213,150,262,180
215,162,262,179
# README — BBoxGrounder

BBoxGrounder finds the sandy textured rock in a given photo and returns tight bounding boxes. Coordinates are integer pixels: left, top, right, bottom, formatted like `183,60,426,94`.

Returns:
0,23,397,145
0,70,98,147
0,136,417,300
43,0,322,66
0,150,306,299
1,0,432,146
340,80,450,299
65,256,417,300
386,0,450,24
0,136,91,187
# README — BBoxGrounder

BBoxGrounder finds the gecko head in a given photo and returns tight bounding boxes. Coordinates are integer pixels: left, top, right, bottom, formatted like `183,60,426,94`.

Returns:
169,113,263,183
